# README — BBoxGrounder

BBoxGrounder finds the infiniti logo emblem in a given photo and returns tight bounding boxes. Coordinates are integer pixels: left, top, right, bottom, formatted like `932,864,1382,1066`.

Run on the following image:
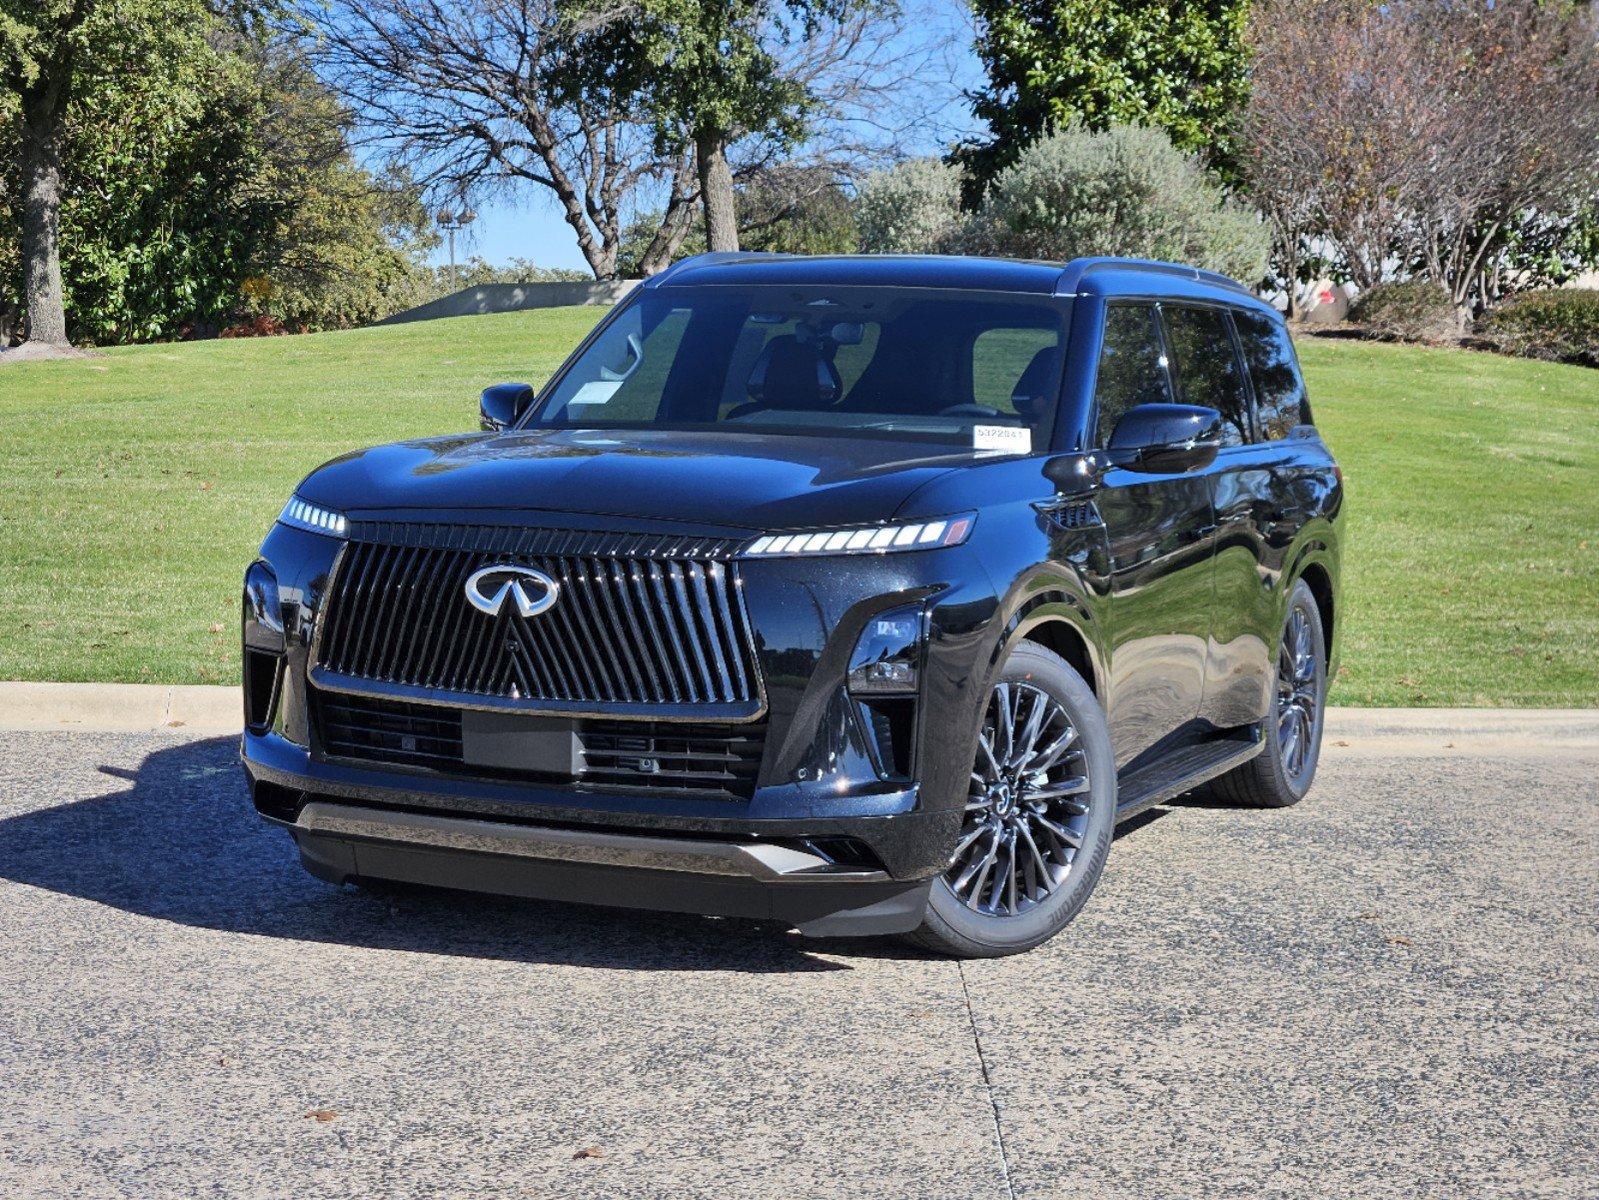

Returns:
463,564,561,618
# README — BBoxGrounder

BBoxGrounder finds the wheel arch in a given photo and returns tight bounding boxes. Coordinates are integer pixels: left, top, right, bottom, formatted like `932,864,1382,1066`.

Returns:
987,584,1105,702
1296,559,1335,661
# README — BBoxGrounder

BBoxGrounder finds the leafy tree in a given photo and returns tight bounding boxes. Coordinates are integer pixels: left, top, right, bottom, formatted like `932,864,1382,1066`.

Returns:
957,0,1251,197
1,0,97,345
576,0,879,253
1,10,436,342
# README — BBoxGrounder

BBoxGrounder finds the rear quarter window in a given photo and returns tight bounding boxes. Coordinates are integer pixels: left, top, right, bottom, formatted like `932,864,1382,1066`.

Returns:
1234,310,1310,440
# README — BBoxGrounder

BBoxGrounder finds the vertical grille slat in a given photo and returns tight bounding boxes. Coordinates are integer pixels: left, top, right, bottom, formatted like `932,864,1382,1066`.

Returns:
314,526,761,712
592,558,652,702
708,562,751,702
607,560,665,703
668,562,718,703
686,563,733,703
647,562,699,703
628,562,682,703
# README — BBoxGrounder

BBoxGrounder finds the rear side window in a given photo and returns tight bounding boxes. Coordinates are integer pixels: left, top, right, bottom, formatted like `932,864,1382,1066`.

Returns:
1093,304,1172,444
1234,310,1309,440
1161,305,1250,447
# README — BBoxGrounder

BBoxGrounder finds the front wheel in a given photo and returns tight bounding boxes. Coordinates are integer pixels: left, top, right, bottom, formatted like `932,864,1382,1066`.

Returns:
907,641,1117,958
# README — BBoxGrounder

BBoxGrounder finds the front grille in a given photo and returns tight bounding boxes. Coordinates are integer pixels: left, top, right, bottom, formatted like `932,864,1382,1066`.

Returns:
313,525,761,717
312,690,765,799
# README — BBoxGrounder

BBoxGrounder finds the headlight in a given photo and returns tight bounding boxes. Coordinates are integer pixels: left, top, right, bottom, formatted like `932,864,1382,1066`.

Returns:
278,497,348,536
741,514,973,559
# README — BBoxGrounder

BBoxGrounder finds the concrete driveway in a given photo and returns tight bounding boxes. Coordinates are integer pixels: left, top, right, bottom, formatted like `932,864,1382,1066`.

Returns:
0,718,1593,1199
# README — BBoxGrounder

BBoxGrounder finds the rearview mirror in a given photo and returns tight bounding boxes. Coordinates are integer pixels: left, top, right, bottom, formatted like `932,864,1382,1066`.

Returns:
480,382,535,432
1107,403,1223,474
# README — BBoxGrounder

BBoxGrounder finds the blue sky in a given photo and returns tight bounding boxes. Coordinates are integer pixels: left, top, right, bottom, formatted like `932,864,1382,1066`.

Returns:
430,2,985,271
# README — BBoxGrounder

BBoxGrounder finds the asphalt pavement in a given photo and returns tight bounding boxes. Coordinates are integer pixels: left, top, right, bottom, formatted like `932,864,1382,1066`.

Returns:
0,726,1593,1199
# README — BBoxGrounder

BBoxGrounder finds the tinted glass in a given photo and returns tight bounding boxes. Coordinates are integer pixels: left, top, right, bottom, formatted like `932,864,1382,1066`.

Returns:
972,326,1060,417
1235,309,1308,439
1161,305,1250,446
530,287,1066,449
1093,304,1172,445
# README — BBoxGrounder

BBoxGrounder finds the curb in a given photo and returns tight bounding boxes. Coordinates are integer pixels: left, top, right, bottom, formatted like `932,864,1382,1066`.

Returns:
0,682,241,733
2,682,1596,755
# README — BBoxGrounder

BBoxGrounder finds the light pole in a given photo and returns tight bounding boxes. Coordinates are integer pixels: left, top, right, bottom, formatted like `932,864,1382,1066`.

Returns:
436,207,476,292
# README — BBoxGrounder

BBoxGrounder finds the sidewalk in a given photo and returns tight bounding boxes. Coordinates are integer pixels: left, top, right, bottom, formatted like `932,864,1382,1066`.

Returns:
1,680,1595,755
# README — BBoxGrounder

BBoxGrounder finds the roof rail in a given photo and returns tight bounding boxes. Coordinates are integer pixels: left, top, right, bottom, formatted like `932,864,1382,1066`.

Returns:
1055,256,1251,297
641,251,789,288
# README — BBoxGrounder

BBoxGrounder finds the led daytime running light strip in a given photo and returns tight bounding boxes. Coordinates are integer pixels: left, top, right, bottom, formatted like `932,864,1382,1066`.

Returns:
743,516,972,558
279,497,348,536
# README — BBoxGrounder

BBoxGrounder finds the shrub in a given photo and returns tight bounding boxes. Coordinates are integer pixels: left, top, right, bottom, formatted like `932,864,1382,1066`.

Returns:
854,158,966,255
1476,289,1599,367
1347,280,1460,343
960,123,1270,283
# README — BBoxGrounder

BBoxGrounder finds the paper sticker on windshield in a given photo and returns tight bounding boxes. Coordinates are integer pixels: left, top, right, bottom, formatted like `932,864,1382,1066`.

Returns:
973,424,1032,454
569,379,623,407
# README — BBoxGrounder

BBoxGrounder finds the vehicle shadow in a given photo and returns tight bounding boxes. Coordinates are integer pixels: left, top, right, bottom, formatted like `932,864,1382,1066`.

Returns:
0,735,914,973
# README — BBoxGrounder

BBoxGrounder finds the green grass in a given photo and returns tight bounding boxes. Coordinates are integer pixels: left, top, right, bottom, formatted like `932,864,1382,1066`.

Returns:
0,310,1595,705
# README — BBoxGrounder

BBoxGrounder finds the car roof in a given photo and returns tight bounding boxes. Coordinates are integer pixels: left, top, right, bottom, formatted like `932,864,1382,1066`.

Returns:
643,252,1279,318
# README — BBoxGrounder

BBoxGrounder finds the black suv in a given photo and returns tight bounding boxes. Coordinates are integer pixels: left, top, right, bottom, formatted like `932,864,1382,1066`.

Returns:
241,254,1343,957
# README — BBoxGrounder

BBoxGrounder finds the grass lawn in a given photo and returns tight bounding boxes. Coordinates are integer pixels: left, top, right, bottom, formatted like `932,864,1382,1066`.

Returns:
1,309,1595,705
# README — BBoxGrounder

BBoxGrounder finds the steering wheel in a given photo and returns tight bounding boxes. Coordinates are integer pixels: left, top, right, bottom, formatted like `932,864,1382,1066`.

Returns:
939,403,1003,417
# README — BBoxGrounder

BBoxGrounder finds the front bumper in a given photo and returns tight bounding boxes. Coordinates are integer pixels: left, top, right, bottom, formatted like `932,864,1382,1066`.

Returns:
243,728,944,935
288,797,931,937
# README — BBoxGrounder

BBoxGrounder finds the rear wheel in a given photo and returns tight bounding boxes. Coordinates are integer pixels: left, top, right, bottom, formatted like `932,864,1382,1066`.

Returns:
907,641,1116,958
1207,578,1327,808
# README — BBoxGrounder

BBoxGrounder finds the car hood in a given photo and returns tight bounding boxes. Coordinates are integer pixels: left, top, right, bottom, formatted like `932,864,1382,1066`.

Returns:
296,427,974,532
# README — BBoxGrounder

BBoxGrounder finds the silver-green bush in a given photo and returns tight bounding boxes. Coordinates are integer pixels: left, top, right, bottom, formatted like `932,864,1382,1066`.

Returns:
854,158,966,255
962,124,1269,283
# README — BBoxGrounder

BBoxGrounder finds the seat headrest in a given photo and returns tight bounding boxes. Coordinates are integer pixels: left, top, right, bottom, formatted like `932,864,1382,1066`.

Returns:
746,335,842,410
1010,346,1059,419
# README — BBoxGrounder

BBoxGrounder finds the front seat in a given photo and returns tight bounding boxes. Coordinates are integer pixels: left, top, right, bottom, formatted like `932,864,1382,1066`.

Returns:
1010,346,1060,424
727,335,842,419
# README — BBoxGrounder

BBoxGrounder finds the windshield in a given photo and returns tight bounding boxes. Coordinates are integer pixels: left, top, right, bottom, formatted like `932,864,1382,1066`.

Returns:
524,285,1067,451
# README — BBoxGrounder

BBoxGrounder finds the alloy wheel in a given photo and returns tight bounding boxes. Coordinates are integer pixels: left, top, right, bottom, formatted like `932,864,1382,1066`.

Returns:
1276,606,1319,778
944,682,1092,918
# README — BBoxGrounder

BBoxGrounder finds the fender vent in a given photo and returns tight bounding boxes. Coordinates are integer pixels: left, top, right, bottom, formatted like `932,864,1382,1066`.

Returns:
1041,501,1103,531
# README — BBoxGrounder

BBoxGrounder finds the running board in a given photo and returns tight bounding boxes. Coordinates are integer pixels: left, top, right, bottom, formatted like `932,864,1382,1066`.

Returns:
1115,732,1264,821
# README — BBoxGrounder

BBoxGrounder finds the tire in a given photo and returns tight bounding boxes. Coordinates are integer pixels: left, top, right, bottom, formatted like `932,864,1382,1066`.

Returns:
907,641,1117,959
1206,578,1327,808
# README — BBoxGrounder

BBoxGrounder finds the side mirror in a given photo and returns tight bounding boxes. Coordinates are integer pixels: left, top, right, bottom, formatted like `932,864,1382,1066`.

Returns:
480,382,535,432
1042,452,1107,495
1107,403,1222,474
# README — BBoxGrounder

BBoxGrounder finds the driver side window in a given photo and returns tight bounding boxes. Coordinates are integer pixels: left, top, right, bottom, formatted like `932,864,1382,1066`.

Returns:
1093,304,1172,445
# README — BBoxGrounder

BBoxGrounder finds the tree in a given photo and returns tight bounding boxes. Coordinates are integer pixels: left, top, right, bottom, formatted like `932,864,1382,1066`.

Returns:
961,124,1269,284
616,163,856,273
1,0,95,345
957,0,1251,197
1239,0,1599,317
2,12,438,342
571,0,917,254
301,0,699,280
